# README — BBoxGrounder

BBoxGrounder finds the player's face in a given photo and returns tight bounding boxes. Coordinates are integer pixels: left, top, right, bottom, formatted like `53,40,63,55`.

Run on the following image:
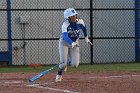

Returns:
69,15,77,23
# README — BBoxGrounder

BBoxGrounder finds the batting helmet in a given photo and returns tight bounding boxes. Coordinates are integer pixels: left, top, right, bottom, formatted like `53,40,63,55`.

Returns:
64,8,78,19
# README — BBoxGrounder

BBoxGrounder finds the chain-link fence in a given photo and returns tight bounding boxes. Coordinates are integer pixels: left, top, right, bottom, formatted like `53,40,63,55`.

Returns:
0,0,138,65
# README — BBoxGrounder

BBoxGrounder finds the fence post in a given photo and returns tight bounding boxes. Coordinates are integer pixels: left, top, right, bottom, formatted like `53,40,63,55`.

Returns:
90,0,93,64
7,0,12,65
135,0,139,62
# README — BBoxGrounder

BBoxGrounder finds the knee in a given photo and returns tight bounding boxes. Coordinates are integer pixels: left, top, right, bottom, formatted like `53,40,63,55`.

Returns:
71,63,79,68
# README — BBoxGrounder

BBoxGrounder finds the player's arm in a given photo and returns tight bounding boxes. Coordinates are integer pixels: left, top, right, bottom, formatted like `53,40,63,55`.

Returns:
79,19,93,45
78,19,87,37
62,32,73,45
62,22,78,48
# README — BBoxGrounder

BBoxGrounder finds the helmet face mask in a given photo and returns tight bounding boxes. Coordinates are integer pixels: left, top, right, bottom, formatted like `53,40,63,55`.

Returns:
64,8,78,19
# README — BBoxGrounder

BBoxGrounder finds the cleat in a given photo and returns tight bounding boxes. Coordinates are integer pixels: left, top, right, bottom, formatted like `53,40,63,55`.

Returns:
55,75,62,82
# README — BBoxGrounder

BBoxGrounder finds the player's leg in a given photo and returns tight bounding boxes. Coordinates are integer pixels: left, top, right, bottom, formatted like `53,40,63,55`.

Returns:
64,53,71,72
56,39,69,82
69,46,80,68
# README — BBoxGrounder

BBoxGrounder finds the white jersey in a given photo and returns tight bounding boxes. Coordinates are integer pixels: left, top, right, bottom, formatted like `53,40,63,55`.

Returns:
60,19,88,45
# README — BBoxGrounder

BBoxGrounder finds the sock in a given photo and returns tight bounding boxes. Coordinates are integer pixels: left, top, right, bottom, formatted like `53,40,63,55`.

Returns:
57,68,63,75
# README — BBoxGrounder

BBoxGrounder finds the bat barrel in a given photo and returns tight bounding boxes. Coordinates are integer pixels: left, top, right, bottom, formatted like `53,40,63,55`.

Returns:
28,63,61,83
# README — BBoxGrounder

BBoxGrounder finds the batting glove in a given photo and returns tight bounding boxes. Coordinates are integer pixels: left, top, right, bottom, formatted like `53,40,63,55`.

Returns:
72,42,79,48
85,37,93,45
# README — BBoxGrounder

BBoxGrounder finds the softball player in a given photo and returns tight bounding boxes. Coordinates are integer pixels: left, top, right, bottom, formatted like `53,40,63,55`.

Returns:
56,8,92,82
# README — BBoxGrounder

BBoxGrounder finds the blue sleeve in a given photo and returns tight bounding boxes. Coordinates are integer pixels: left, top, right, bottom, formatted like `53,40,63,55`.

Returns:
62,32,73,45
82,25,88,37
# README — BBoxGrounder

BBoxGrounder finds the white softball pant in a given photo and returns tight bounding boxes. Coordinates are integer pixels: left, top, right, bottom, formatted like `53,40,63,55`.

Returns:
58,38,79,69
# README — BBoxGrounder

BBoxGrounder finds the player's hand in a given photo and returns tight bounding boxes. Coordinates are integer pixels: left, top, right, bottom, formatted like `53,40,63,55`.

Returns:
72,42,79,48
85,37,93,46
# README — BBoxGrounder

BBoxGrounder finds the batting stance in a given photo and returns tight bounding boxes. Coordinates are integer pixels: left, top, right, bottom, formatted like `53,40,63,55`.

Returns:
56,8,92,82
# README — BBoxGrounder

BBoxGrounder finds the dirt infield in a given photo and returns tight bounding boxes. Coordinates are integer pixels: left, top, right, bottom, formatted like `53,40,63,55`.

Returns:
0,71,140,93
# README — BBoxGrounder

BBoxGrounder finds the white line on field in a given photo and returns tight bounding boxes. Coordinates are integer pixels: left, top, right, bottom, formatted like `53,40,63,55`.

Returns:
5,81,24,84
0,80,24,86
0,80,24,84
89,74,140,79
27,81,56,87
27,82,81,93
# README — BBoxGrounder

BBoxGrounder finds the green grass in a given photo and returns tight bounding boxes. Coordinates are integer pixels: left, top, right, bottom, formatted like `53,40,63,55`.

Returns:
0,66,50,73
0,63,140,73
73,63,140,72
